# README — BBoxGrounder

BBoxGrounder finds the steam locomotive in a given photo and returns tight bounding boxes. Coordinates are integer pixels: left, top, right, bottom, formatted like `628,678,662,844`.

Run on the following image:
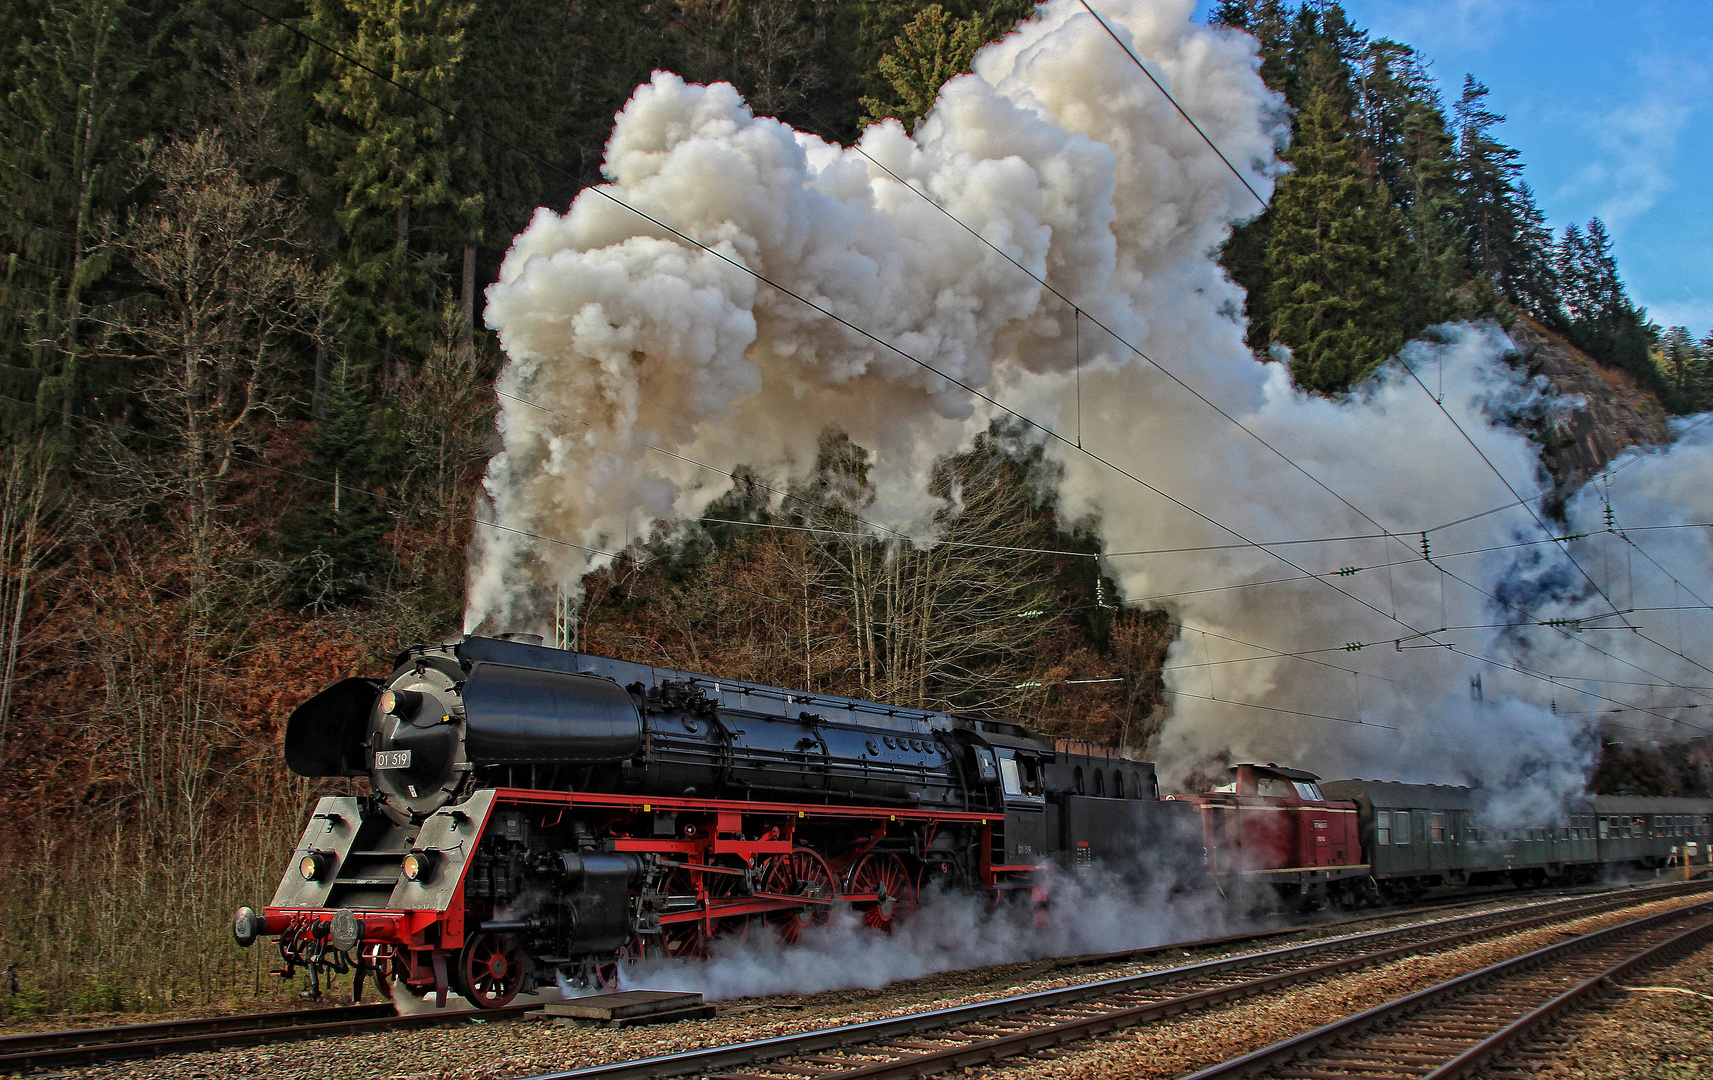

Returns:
235,635,1196,1007
236,635,1713,1009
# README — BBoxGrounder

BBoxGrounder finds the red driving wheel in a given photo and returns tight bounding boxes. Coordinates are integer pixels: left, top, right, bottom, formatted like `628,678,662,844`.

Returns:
662,859,747,959
761,848,836,944
847,853,918,932
454,932,525,1008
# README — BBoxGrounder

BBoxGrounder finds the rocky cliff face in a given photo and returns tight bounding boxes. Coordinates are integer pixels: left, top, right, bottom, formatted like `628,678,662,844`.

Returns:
1505,315,1673,499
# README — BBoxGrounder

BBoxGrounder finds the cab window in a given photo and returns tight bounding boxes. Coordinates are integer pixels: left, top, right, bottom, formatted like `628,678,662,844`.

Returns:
1292,781,1324,801
997,752,1042,800
1256,777,1292,799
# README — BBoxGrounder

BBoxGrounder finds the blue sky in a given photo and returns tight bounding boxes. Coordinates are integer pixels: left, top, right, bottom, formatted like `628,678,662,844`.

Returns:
1193,1,1713,336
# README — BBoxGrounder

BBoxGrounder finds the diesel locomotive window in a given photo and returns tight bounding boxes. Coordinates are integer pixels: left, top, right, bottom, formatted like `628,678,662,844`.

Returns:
1291,781,1324,801
1376,811,1391,845
1393,811,1411,845
1256,777,1292,799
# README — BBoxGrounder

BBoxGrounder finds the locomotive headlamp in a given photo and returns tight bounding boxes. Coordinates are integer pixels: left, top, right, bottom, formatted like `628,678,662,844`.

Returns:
298,851,329,881
402,849,439,883
379,688,425,717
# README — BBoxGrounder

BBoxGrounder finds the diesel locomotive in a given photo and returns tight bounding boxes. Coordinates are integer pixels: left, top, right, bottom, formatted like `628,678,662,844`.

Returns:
234,635,1196,1007
237,636,1713,1009
1176,763,1713,908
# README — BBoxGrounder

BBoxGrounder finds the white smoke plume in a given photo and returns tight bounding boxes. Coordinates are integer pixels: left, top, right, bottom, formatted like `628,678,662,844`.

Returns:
473,0,1712,817
623,863,1228,1001
473,0,1277,628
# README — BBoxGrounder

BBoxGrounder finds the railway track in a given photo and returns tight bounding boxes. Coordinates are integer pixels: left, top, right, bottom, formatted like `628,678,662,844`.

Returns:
1182,895,1713,1080
0,997,544,1073
513,879,1713,1080
2,880,1698,1075
0,889,1572,1074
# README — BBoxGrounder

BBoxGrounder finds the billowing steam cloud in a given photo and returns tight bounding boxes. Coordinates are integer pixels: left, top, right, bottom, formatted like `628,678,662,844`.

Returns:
474,0,1277,626
474,0,1712,815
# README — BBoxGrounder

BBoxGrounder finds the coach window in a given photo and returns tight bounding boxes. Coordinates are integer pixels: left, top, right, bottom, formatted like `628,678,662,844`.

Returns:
1375,811,1391,845
1393,811,1411,845
1430,813,1446,843
1598,817,1609,839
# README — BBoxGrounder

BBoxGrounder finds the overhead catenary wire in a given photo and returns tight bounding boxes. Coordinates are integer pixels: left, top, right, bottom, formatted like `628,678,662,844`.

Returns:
1078,0,1268,209
1397,355,1642,634
215,0,1713,729
1161,687,1397,730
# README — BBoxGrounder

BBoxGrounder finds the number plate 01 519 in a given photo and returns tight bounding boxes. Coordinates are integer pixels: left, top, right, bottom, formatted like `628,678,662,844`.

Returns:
374,750,412,769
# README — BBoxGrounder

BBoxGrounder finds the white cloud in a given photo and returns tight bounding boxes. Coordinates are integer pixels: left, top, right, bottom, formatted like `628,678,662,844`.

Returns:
1644,297,1713,338
1343,0,1532,54
1557,52,1708,230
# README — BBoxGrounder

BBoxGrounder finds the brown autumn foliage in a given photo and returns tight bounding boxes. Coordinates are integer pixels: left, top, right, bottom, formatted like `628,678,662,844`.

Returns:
0,121,1188,1023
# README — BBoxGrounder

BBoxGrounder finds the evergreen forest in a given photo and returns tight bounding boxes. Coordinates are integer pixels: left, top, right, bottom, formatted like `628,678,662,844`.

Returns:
0,0,1707,1018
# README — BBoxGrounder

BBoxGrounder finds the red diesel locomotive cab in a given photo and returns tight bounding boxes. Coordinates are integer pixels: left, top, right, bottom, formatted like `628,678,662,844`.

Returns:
1175,763,1366,908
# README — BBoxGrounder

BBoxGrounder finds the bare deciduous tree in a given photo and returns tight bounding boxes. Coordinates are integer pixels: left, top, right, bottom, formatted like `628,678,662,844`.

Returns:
0,439,68,770
106,131,333,580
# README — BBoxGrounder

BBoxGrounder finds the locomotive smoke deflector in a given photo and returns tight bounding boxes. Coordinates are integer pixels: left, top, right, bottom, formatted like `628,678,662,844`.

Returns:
284,677,380,777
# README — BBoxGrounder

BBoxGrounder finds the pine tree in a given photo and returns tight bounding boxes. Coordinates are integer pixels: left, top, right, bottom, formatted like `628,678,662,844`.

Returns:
290,0,474,375
1452,79,1526,292
1357,39,1465,326
1263,54,1412,392
1504,182,1558,322
860,4,991,128
1658,326,1703,411
0,0,144,439
1554,217,1660,390
1696,332,1713,413
274,360,394,607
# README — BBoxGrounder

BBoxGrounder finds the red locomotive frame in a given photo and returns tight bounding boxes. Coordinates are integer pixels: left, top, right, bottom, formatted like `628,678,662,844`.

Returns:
258,788,1029,1005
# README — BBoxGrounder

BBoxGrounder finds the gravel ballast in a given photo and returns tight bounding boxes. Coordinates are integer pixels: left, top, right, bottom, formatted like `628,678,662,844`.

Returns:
45,888,1710,1080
